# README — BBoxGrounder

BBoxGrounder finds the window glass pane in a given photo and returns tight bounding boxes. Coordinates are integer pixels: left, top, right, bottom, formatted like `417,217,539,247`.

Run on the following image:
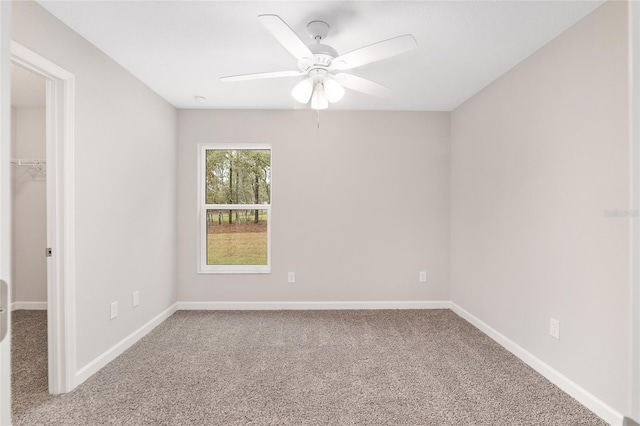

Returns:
205,149,271,205
206,209,268,265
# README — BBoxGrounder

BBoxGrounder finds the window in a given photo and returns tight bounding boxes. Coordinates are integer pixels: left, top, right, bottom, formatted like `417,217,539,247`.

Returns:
198,145,271,273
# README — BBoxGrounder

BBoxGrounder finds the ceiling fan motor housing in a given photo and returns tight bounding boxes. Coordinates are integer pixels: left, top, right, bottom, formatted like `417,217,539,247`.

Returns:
298,44,338,71
308,68,329,83
295,20,337,72
307,20,330,41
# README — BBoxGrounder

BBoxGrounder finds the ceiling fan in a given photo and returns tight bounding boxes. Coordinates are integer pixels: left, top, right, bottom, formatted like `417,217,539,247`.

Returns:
220,15,418,110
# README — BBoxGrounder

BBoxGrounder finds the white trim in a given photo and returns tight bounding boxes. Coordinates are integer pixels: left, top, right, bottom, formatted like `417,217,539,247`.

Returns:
177,300,452,310
62,298,620,425
0,2,12,424
630,0,640,421
11,302,47,311
450,302,624,426
75,303,178,387
11,41,76,394
201,144,272,151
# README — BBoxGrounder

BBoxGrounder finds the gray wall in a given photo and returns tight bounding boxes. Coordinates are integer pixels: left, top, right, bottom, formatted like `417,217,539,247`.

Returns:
178,110,450,303
11,106,46,303
450,0,629,413
13,0,178,369
11,0,633,416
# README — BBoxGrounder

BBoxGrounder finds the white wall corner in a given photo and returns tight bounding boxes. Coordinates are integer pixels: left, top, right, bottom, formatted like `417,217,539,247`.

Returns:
177,300,452,311
75,303,178,387
450,302,624,426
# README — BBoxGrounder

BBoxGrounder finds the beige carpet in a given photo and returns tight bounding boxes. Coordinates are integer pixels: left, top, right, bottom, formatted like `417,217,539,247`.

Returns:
11,310,52,421
12,309,607,425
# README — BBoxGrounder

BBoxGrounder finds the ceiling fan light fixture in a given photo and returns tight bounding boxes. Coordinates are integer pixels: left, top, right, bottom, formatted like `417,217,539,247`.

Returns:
324,78,345,103
310,83,328,110
292,77,313,103
222,15,418,110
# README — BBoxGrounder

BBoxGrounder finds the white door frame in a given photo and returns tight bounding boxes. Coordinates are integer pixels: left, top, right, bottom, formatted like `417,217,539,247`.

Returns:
632,0,640,421
631,0,640,421
10,42,76,395
0,1,12,424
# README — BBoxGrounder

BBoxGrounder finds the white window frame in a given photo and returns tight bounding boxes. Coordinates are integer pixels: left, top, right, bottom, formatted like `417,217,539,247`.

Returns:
198,144,271,274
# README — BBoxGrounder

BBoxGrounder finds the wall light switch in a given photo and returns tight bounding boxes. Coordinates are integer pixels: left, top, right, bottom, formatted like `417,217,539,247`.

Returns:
110,301,118,320
133,291,140,308
288,272,295,283
419,271,427,283
550,318,560,340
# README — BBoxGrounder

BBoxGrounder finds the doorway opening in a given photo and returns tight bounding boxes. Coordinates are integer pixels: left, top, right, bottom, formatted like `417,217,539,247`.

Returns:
10,62,49,417
9,42,76,403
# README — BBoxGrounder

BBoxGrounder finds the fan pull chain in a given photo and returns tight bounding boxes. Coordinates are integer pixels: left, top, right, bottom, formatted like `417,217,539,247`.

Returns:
317,109,320,129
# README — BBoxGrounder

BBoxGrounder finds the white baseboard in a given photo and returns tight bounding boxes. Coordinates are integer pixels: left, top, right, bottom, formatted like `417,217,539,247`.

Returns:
68,299,622,425
75,303,178,387
11,301,47,311
177,300,452,310
450,302,624,426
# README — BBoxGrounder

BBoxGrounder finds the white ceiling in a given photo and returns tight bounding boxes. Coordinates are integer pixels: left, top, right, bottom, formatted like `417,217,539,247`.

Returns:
37,1,605,111
11,63,46,108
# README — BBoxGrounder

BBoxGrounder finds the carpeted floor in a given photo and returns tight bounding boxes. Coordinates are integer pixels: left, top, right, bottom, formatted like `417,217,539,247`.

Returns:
12,309,608,425
11,310,52,421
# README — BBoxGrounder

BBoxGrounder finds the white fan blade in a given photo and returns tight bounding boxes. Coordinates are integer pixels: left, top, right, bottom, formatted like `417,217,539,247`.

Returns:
331,35,417,71
220,70,303,82
332,73,391,98
258,14,314,62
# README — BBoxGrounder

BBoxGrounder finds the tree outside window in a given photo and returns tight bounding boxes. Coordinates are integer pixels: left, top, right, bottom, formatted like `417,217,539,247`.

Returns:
199,146,271,273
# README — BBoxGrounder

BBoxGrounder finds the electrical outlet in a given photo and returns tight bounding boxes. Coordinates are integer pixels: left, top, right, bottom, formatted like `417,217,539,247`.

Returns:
549,318,560,340
132,291,140,308
110,301,118,320
288,272,295,283
419,271,427,283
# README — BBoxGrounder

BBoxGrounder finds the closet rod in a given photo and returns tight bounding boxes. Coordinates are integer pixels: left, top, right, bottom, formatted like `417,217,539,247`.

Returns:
10,159,46,166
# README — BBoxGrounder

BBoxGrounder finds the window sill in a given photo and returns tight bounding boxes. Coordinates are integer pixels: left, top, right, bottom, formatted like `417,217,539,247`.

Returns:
198,267,271,275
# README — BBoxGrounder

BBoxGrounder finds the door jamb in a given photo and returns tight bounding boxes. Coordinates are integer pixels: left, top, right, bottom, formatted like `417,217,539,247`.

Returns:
0,1,12,424
10,41,76,394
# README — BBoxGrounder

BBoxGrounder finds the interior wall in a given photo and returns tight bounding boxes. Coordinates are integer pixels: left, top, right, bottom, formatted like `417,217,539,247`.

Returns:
178,110,450,303
11,106,46,304
450,0,629,414
12,0,178,369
